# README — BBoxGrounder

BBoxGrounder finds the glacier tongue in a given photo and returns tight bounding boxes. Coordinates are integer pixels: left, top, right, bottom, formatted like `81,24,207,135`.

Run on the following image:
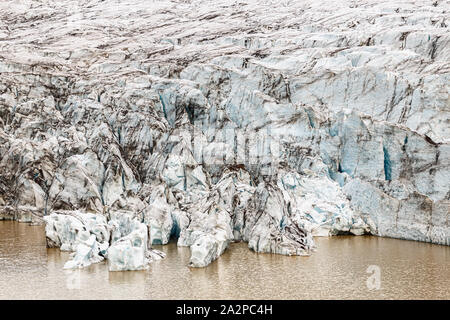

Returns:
0,0,449,269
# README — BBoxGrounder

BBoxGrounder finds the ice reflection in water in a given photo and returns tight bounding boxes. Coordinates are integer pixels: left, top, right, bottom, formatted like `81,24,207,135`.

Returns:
0,221,449,299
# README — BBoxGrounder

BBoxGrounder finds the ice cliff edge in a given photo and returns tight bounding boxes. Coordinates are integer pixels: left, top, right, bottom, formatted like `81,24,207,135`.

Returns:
0,0,448,269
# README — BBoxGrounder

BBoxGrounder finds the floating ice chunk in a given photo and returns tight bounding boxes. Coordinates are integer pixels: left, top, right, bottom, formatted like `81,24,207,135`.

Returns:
44,210,166,271
189,231,230,268
63,234,104,269
43,212,89,251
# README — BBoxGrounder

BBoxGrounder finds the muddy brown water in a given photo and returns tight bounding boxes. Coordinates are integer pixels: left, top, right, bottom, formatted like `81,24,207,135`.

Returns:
0,221,449,299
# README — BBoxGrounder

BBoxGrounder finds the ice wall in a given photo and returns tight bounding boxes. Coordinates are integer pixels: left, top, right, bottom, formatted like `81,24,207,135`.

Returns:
0,0,448,269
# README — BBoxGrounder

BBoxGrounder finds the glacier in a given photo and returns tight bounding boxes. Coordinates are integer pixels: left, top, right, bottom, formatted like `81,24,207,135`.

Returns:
0,0,448,269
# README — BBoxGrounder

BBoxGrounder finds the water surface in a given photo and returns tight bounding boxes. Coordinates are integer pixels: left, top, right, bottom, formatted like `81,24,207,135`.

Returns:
0,221,449,299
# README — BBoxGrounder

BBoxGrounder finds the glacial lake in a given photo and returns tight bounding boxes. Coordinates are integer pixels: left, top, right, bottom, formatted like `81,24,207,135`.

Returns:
0,221,449,299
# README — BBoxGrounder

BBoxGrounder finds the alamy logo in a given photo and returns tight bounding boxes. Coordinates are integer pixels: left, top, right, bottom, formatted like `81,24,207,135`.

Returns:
366,265,381,290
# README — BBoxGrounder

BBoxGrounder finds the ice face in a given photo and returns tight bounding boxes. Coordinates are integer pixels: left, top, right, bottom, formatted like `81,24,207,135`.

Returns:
1,0,449,269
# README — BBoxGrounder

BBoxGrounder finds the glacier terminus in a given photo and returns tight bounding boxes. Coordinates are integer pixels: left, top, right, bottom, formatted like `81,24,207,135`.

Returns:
0,0,448,270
